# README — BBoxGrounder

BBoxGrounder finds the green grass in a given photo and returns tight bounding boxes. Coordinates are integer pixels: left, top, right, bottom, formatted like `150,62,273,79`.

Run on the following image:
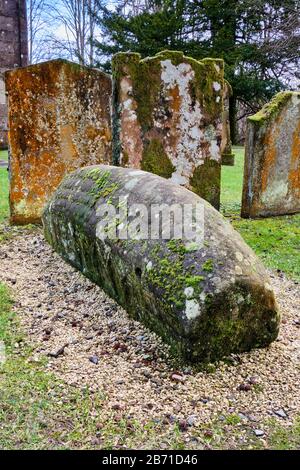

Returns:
0,149,8,161
221,145,245,215
221,146,300,281
0,152,9,224
267,418,300,450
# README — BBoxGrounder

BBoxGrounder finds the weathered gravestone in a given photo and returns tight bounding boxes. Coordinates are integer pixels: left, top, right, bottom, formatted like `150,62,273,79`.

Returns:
242,91,300,218
5,59,112,224
43,165,280,362
112,51,224,210
221,81,235,166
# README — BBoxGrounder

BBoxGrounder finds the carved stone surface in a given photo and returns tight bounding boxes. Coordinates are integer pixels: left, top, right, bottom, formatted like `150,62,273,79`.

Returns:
43,164,280,362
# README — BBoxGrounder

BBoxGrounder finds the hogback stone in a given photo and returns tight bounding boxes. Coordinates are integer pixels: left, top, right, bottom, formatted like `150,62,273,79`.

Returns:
43,165,280,362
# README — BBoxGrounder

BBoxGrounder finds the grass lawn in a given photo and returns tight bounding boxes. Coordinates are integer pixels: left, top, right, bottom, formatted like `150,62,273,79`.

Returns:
0,166,9,224
0,149,8,161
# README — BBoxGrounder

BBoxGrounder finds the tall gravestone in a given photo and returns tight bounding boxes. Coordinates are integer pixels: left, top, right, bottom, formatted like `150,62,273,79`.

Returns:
242,91,300,218
0,0,28,149
6,59,112,224
112,51,224,210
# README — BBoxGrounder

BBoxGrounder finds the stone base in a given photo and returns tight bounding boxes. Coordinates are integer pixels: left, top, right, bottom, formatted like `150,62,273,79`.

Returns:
221,153,235,166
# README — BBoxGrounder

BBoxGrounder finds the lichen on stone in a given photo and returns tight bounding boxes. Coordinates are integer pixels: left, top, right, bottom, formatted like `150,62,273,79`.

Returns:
248,91,294,126
112,50,224,209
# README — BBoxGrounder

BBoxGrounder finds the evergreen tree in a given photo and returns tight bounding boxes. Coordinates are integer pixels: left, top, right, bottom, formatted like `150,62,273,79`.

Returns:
93,0,300,142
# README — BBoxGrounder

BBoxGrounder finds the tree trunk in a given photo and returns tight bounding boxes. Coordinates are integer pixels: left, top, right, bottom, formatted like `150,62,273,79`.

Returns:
229,95,238,145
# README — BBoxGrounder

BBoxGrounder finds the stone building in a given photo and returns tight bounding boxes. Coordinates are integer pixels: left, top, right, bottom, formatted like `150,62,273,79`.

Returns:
0,0,28,149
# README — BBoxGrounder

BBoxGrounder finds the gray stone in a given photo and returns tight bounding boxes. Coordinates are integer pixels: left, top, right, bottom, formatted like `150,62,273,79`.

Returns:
43,165,280,362
242,91,300,218
273,409,287,419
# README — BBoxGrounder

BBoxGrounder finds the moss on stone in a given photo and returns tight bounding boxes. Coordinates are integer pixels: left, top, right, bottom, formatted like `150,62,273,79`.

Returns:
146,242,205,309
84,168,119,206
202,259,214,272
112,52,161,132
189,57,224,119
166,239,187,255
248,91,295,126
112,50,224,134
189,159,221,210
141,139,175,178
221,153,235,166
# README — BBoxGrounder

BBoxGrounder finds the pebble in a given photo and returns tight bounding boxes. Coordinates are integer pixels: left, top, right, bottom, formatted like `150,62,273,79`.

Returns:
89,355,99,365
273,409,287,419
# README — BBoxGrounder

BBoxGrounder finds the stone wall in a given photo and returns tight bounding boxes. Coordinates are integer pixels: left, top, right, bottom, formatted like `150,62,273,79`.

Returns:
0,0,28,149
242,91,300,218
6,59,112,224
112,51,224,209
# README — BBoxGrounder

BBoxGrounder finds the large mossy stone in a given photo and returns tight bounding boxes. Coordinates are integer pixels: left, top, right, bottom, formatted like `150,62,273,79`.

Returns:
43,165,280,362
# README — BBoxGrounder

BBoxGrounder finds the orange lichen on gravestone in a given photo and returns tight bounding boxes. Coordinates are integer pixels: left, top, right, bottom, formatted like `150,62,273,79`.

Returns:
290,119,300,193
5,59,112,224
242,91,300,218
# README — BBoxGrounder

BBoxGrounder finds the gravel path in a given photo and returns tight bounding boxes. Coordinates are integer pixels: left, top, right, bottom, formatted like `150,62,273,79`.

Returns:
0,230,299,447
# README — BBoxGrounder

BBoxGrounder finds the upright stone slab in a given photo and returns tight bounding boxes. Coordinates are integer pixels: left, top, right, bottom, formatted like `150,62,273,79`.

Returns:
112,51,224,209
43,165,280,362
5,59,112,224
242,92,300,218
221,81,235,166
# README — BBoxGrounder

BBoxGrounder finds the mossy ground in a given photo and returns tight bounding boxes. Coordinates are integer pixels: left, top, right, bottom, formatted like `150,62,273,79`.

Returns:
0,148,299,448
